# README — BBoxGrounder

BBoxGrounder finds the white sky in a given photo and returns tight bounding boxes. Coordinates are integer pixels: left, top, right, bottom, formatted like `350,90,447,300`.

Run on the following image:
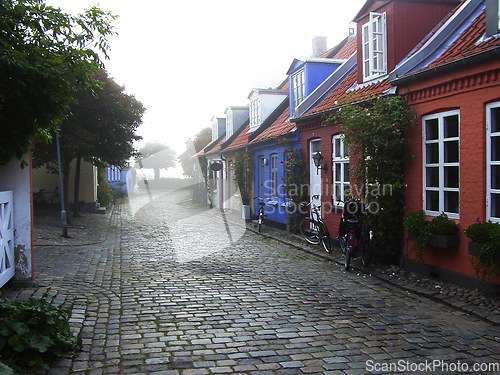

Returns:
47,0,366,159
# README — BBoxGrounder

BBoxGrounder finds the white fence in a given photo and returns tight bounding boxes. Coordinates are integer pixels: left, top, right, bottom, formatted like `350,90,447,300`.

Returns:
0,191,15,287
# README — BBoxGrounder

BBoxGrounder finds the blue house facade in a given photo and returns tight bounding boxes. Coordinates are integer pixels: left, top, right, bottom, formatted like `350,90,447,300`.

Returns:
106,166,135,195
251,130,301,228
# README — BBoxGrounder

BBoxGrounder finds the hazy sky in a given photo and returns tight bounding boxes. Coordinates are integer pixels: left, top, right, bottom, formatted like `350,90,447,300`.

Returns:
47,0,366,158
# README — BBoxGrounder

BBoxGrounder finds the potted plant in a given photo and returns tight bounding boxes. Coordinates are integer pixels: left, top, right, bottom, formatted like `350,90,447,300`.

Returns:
464,220,500,280
404,211,459,260
427,212,459,248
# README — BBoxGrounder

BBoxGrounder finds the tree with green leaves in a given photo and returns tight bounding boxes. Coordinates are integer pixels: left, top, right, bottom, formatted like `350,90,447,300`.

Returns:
179,127,211,177
329,96,416,262
33,70,145,216
0,0,117,166
137,142,176,180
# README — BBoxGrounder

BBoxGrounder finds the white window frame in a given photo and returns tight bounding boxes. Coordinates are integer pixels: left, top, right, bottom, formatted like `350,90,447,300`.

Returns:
423,110,460,218
226,115,233,138
487,102,500,222
249,98,261,131
291,69,305,113
362,12,387,82
270,153,278,199
332,135,350,206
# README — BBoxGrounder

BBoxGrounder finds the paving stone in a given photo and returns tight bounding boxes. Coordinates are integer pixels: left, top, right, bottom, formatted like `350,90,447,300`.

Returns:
10,189,499,375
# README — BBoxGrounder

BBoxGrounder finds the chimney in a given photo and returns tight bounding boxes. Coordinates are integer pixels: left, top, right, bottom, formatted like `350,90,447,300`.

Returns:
486,0,500,37
312,36,327,57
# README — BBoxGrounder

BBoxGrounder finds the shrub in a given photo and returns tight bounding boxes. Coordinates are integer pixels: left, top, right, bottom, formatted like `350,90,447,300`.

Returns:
0,291,81,373
428,212,458,235
403,210,430,261
464,220,500,280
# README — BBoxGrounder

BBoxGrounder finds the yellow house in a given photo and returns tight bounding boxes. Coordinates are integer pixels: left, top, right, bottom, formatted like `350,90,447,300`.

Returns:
32,159,98,212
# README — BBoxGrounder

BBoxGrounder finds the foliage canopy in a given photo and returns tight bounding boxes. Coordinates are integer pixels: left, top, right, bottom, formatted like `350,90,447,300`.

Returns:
0,0,117,166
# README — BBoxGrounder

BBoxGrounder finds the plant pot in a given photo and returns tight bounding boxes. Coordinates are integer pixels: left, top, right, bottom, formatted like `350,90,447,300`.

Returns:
242,205,251,221
468,241,481,256
428,233,458,248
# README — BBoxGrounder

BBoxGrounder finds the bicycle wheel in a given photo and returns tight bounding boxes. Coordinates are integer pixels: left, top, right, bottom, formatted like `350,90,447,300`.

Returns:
299,218,321,245
345,231,355,271
321,235,332,253
361,225,374,266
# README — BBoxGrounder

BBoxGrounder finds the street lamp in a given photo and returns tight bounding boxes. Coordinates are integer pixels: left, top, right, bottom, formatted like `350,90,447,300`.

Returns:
54,125,69,238
312,151,328,174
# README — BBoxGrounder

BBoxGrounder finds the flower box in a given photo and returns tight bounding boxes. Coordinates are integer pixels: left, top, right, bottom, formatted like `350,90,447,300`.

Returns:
428,233,458,249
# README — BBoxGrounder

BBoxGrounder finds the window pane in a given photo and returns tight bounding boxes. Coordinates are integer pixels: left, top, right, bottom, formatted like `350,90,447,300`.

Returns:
335,163,341,182
426,190,439,211
426,167,439,187
334,184,341,202
426,143,439,164
444,115,459,138
491,165,500,190
425,119,439,140
343,164,349,182
444,140,459,163
444,166,459,188
491,193,500,219
444,191,459,214
334,138,341,158
492,107,500,133
491,135,500,161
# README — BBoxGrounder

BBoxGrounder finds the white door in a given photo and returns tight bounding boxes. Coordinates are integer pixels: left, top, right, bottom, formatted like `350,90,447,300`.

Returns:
309,140,321,208
0,191,15,287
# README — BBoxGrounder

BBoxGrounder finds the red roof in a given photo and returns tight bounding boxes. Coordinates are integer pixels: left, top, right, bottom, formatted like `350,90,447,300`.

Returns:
426,10,500,69
203,136,225,156
251,104,294,144
308,68,391,115
332,36,357,59
223,124,250,151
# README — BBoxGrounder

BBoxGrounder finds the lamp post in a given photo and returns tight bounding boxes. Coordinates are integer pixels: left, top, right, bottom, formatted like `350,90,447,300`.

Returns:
312,151,328,174
54,126,69,238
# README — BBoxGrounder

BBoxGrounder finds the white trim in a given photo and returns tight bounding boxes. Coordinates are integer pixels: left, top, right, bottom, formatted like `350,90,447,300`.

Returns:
487,101,500,222
422,110,460,218
362,12,387,82
332,135,350,206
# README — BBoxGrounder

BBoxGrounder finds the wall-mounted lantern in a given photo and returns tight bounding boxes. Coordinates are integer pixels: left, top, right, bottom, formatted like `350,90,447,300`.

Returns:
312,151,328,174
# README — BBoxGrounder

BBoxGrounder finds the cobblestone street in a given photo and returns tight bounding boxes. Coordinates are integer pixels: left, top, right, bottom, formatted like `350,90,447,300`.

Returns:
9,189,500,374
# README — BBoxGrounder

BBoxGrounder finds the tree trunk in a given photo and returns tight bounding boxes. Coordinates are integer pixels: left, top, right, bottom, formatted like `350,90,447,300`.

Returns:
154,167,160,180
73,157,81,217
62,158,72,225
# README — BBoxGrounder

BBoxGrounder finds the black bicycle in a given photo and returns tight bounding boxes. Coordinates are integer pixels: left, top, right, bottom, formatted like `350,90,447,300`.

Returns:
338,199,374,270
254,196,267,233
33,187,60,206
299,195,332,253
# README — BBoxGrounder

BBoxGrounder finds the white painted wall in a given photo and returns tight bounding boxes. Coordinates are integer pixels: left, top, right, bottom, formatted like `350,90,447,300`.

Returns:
0,155,33,281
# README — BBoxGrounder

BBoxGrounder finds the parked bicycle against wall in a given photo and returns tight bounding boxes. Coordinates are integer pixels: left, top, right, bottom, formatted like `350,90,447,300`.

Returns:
338,199,374,270
254,196,267,233
33,187,60,206
299,195,332,253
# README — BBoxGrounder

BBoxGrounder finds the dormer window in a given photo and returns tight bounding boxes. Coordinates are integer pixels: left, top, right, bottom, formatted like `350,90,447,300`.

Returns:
226,116,233,138
362,12,387,81
291,69,305,111
249,97,261,131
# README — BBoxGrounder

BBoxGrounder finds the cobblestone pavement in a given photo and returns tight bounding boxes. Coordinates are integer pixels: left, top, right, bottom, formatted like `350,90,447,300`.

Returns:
7,189,500,374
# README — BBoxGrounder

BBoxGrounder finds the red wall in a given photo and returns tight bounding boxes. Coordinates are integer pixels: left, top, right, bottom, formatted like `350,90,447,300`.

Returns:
297,119,344,237
401,59,500,282
356,0,457,83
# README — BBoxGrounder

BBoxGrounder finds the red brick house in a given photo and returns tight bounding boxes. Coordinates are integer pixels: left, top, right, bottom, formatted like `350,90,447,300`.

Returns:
392,0,500,285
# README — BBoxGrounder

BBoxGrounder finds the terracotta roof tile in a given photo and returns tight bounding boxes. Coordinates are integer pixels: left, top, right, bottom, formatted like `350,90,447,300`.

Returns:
223,124,250,151
332,36,357,59
203,136,225,156
308,68,391,115
251,105,294,144
426,10,500,69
